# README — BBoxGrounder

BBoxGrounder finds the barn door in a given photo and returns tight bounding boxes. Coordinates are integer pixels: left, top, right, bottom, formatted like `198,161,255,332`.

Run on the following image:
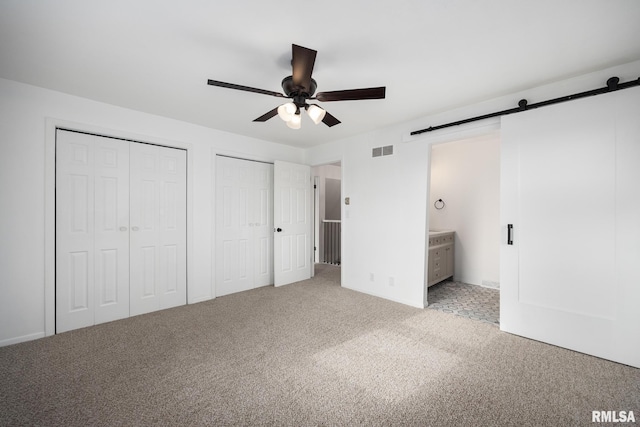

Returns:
500,88,640,368
273,160,312,286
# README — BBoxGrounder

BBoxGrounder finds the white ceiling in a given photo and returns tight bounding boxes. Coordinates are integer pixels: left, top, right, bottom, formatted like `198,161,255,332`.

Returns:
1,1,640,148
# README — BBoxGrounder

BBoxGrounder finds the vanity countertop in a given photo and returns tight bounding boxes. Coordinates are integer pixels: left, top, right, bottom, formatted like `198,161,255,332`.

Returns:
428,230,454,237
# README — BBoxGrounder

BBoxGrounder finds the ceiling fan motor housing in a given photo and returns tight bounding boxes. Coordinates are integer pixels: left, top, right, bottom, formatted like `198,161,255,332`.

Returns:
282,75,317,101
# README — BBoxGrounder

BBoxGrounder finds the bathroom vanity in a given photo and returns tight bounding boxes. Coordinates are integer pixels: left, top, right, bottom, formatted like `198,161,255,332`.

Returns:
427,230,455,287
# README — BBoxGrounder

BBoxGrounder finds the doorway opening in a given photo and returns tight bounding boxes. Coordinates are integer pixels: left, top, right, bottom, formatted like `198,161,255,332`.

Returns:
426,133,500,325
312,162,342,283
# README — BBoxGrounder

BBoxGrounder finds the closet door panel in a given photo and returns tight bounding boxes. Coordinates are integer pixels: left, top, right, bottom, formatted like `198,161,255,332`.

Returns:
157,146,187,309
253,163,274,287
93,138,130,325
130,144,160,316
56,131,129,332
130,144,186,315
56,132,95,333
215,156,254,296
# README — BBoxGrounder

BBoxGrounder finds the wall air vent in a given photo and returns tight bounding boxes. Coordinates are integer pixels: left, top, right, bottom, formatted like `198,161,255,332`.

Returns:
372,145,393,157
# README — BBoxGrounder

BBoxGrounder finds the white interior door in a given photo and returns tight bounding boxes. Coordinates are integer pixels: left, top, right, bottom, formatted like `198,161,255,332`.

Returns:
56,130,130,333
130,143,187,316
274,160,312,286
501,88,640,368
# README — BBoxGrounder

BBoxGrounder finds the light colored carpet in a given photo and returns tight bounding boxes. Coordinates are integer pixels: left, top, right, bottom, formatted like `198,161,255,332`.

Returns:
1,264,638,426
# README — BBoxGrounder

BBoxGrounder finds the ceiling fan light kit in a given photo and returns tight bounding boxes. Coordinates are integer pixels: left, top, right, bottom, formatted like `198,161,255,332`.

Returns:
207,44,386,130
286,111,302,129
306,104,326,125
277,102,297,122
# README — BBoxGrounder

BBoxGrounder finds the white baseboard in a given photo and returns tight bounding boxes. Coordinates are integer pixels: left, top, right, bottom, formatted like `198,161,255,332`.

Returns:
342,284,425,309
188,295,215,304
0,332,46,348
481,280,500,289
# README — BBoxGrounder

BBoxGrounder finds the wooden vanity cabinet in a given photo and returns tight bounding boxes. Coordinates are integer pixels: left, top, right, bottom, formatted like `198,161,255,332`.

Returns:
427,232,454,287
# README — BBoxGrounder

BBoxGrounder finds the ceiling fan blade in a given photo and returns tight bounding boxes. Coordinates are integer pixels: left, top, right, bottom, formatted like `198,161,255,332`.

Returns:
291,44,317,93
315,87,386,102
207,79,285,98
321,111,341,127
253,107,280,122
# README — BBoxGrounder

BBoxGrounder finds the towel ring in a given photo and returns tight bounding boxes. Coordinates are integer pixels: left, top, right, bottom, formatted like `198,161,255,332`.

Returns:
434,199,445,210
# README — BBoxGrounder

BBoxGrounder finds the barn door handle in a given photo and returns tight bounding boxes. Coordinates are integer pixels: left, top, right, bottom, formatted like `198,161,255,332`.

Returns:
507,224,513,245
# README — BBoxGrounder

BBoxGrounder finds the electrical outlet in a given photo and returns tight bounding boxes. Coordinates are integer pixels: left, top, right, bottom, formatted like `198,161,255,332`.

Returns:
389,277,395,287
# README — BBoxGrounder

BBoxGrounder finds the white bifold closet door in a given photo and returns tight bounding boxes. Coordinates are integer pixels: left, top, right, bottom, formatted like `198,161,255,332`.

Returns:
56,130,186,333
216,156,273,296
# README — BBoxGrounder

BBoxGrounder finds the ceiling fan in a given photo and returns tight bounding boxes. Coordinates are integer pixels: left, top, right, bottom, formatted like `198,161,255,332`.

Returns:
207,44,386,129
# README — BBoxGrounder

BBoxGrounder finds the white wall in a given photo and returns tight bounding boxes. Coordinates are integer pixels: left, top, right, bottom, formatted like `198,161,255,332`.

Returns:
0,78,303,346
308,129,431,308
306,60,640,309
324,178,341,221
429,133,500,287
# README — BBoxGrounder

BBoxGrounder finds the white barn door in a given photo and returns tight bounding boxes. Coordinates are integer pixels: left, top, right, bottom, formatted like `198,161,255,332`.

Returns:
501,88,640,368
274,160,312,286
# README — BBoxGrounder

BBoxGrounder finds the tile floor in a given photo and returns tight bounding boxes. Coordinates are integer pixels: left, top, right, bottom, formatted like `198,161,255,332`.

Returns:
427,280,500,325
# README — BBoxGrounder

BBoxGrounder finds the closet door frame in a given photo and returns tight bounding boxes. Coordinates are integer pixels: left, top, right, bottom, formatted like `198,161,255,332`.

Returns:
44,119,194,337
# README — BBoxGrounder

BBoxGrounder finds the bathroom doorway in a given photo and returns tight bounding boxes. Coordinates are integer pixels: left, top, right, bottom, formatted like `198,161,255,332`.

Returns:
426,132,500,324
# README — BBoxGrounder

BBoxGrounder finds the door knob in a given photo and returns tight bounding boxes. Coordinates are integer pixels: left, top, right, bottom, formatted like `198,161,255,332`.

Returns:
119,226,127,232
132,226,140,231
276,227,282,232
